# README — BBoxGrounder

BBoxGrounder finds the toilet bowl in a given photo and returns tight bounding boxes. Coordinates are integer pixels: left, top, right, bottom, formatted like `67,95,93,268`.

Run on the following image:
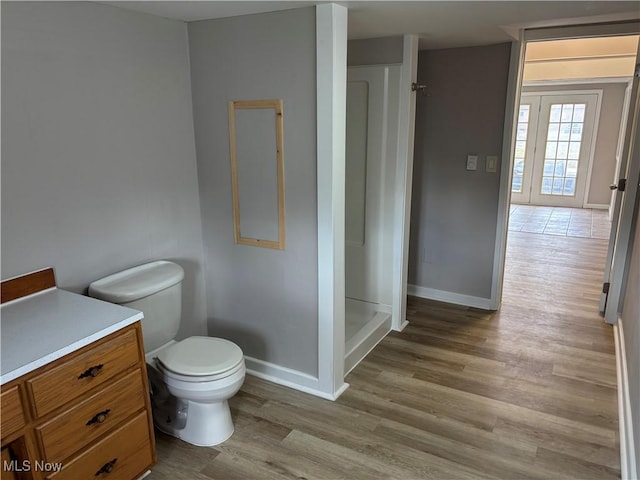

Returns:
149,336,245,446
89,261,246,447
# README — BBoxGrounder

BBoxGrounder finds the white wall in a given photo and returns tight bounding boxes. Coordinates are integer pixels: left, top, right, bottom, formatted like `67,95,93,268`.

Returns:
1,2,207,339
187,8,319,376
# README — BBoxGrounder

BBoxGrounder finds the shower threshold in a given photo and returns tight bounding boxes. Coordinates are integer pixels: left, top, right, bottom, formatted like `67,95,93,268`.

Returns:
345,298,391,375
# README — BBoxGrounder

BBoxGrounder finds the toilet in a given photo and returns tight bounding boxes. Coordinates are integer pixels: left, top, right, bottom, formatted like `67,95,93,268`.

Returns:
88,260,245,447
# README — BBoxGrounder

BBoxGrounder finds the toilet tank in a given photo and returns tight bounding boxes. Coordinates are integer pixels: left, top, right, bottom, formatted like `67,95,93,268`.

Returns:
88,261,184,352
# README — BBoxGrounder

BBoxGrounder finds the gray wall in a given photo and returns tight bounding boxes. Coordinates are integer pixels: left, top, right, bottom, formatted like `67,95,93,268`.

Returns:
348,37,403,66
409,43,512,299
522,83,627,206
188,8,319,376
621,201,640,478
1,2,207,339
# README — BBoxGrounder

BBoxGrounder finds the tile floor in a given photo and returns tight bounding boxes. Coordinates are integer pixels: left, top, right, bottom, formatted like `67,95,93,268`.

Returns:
508,204,612,239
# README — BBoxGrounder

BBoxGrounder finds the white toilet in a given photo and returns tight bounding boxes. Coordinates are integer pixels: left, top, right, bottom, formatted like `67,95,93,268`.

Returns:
88,260,245,447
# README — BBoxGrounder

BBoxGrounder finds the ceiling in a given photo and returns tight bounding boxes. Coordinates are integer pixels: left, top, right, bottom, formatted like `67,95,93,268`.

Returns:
102,1,640,50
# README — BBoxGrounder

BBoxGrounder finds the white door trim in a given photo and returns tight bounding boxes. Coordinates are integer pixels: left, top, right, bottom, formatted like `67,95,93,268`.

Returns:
524,77,634,87
605,77,640,324
391,34,419,331
603,36,640,322
490,38,525,310
610,80,634,218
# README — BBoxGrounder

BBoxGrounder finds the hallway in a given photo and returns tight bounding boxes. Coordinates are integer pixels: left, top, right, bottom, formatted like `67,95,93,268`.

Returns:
504,205,611,314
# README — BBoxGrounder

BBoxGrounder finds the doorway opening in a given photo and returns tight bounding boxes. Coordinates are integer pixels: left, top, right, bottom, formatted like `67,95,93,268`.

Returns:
504,34,638,314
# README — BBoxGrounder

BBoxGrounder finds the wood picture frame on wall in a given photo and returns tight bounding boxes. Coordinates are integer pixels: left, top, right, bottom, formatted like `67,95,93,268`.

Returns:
228,99,286,250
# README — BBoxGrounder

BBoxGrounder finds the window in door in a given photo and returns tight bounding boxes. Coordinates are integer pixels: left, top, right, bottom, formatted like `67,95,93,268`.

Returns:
540,102,585,197
511,105,530,194
510,95,540,205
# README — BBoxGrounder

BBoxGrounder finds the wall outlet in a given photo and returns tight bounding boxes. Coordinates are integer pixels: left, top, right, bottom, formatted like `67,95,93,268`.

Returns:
466,155,478,171
486,155,498,173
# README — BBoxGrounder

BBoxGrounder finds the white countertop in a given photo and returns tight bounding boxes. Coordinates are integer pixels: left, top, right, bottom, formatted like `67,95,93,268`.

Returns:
1,288,143,384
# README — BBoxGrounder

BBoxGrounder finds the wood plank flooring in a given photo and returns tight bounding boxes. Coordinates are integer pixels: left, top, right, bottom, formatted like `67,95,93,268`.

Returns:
147,224,618,479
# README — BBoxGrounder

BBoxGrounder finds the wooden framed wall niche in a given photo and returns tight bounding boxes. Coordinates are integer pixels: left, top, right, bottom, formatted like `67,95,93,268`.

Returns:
228,99,286,250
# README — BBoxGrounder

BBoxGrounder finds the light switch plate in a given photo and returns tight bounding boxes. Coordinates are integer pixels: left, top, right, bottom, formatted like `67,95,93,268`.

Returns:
486,155,498,173
466,155,478,171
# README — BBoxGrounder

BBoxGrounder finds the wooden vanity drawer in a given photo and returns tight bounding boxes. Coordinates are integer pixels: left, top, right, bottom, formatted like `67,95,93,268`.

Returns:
27,328,139,417
1,386,25,440
45,411,152,480
36,368,147,463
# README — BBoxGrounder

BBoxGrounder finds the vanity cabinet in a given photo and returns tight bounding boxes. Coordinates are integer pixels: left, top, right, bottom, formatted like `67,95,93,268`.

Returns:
1,323,156,480
1,269,156,480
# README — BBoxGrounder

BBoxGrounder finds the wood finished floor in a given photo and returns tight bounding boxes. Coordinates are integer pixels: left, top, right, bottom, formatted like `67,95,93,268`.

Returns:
147,222,618,479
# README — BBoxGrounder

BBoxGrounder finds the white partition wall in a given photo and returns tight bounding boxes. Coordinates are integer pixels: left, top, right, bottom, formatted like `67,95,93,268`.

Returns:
316,3,349,399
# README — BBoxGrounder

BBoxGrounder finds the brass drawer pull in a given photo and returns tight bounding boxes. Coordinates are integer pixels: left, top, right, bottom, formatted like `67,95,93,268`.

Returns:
86,409,111,426
78,364,104,379
95,458,117,476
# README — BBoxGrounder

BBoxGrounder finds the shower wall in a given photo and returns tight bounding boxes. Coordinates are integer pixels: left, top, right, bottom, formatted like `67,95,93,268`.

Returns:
345,65,401,310
344,64,401,373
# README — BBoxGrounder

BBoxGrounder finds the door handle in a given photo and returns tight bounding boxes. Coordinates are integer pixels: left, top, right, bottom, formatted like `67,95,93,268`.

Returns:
610,179,626,192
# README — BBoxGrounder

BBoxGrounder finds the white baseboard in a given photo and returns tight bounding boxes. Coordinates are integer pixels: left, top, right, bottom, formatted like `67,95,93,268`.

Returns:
407,284,493,310
244,355,349,401
614,320,638,480
584,203,609,210
394,320,409,332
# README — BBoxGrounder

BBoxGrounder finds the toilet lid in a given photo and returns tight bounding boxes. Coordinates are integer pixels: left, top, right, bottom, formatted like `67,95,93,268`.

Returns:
156,336,244,376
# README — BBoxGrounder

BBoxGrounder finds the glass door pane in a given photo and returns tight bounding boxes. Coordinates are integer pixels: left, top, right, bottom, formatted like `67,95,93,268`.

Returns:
510,95,541,204
539,102,586,197
512,104,530,194
529,92,600,208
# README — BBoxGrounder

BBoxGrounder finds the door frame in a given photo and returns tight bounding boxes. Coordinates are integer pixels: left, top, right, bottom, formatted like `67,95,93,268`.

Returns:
610,80,634,219
490,21,640,311
391,35,419,333
603,65,640,324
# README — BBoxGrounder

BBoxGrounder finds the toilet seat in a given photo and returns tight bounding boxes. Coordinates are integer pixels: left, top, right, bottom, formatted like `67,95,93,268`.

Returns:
156,336,244,379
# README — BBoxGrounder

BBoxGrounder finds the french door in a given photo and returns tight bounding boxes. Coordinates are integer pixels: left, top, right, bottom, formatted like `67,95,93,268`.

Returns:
511,92,600,207
510,96,540,204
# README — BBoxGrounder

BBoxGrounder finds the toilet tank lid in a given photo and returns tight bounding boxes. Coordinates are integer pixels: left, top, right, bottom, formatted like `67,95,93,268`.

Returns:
88,260,184,304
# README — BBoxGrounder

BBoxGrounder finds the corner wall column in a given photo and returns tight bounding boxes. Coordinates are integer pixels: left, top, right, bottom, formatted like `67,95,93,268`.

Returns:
316,3,349,398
